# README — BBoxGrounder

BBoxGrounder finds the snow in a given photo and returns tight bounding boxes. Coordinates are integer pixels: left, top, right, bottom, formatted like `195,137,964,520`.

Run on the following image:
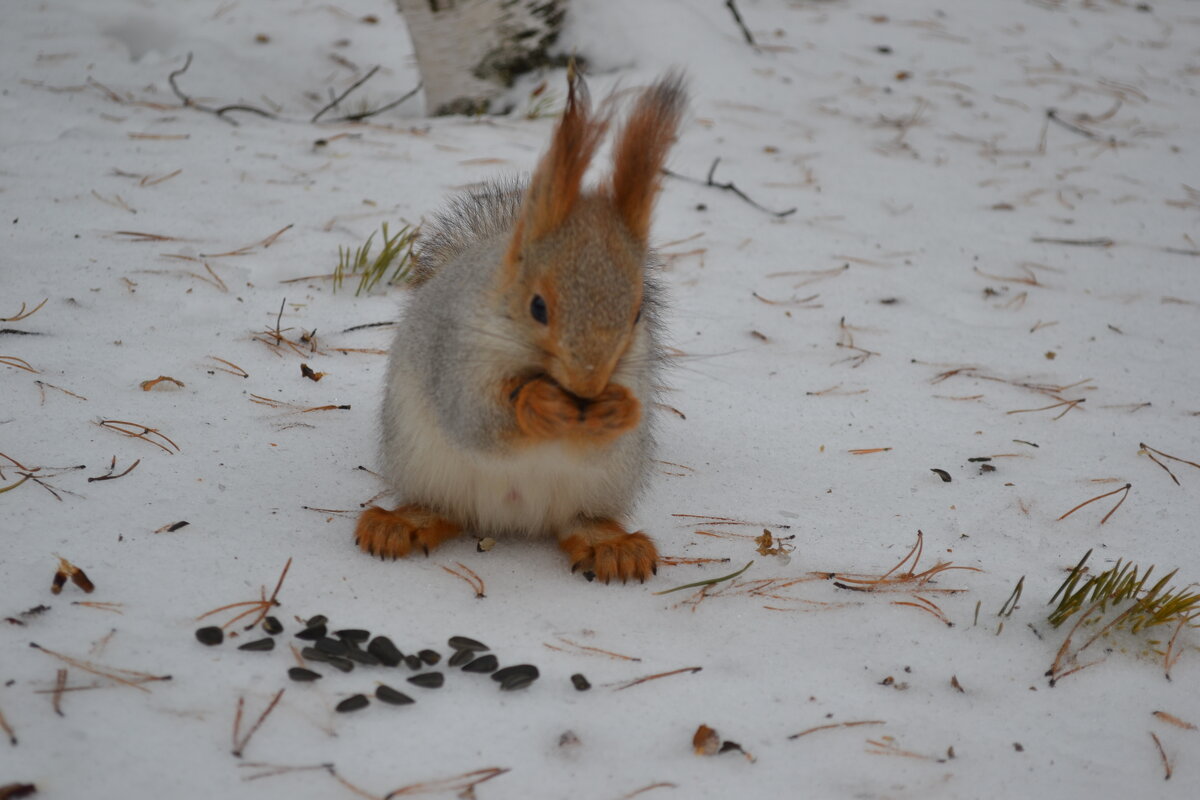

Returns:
3,0,1200,797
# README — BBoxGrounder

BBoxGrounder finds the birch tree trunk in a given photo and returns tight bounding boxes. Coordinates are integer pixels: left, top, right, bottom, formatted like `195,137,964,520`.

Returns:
394,0,568,116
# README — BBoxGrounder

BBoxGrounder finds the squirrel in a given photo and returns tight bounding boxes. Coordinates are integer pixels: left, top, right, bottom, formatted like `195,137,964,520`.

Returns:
354,70,687,584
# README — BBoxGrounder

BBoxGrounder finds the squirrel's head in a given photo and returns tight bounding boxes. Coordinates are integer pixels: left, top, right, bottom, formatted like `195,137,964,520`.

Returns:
503,71,686,400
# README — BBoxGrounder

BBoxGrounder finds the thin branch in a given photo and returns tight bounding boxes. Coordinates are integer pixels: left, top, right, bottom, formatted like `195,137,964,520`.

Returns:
333,82,423,123
663,158,796,218
724,0,758,49
312,66,380,123
614,666,702,691
232,689,285,758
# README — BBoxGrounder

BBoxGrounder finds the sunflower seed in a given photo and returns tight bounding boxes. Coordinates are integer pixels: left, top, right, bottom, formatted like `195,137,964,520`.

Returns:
335,628,370,643
375,684,414,705
295,624,327,641
462,654,499,673
570,673,591,691
315,637,348,656
447,636,489,652
492,664,539,690
238,637,275,652
404,654,423,670
288,667,322,682
407,672,444,688
367,636,403,667
306,615,328,627
447,648,475,668
336,694,369,713
342,645,381,666
262,616,283,635
195,626,224,646
418,649,441,666
301,647,354,673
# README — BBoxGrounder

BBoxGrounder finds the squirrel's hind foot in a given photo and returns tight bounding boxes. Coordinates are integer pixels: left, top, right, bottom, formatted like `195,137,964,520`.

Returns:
559,519,658,584
355,504,460,559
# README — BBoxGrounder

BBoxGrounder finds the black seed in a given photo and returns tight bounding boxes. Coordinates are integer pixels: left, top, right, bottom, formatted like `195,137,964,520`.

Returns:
262,616,283,635
301,647,355,672
375,684,414,705
336,694,369,713
407,672,444,688
306,615,328,627
342,645,381,666
335,628,370,643
367,636,403,667
315,637,348,656
570,673,591,691
238,637,275,652
448,648,475,667
462,654,499,673
418,649,441,666
288,667,322,682
195,626,224,646
492,664,540,688
295,624,327,641
404,654,422,670
447,636,488,652
931,468,952,483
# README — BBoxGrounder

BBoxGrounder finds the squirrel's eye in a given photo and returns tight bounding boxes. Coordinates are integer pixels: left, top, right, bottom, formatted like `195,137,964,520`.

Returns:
530,294,548,325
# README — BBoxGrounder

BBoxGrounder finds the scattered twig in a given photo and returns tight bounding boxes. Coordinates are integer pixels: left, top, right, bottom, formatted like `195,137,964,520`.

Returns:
544,637,641,662
615,666,703,691
0,706,16,745
663,158,796,217
0,356,39,374
1150,732,1172,780
196,557,293,630
1045,108,1101,140
206,355,249,378
87,457,141,483
51,669,67,716
312,66,381,123
1032,236,1114,247
140,376,185,391
1139,443,1200,486
35,380,87,403
29,643,171,693
1152,711,1196,731
1,299,48,322
653,561,753,595
619,782,679,800
788,720,886,740
724,0,758,48
441,562,486,599
333,82,423,123
232,689,285,758
169,52,277,125
95,419,180,454
201,224,292,258
1056,483,1131,525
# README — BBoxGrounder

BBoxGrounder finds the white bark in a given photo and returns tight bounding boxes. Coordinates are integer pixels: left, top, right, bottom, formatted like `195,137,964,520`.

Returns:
395,0,567,116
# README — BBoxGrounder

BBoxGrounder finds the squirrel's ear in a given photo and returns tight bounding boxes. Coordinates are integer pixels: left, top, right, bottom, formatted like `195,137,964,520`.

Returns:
609,72,687,247
508,69,606,262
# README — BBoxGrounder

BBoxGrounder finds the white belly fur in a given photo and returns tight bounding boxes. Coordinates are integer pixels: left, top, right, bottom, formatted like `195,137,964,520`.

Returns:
381,368,630,537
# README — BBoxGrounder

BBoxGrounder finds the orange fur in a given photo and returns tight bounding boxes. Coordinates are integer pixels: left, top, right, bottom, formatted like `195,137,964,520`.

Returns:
513,376,640,443
610,73,687,245
505,72,607,267
559,519,658,583
355,504,461,559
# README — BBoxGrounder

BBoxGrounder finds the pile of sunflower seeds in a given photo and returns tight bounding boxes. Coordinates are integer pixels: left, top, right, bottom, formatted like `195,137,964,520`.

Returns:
196,615,540,712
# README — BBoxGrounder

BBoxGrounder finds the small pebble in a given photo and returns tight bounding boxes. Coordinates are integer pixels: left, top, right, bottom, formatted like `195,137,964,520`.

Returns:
462,654,499,674
408,672,444,688
375,684,415,705
315,637,348,656
335,628,370,643
336,694,370,713
288,667,322,682
448,649,475,668
262,616,283,635
195,626,224,646
570,673,591,691
447,636,489,652
295,624,327,641
238,637,275,652
367,636,403,667
404,654,423,670
418,649,441,666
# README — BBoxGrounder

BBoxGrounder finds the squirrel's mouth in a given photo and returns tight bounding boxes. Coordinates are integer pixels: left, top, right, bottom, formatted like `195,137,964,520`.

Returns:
509,374,599,413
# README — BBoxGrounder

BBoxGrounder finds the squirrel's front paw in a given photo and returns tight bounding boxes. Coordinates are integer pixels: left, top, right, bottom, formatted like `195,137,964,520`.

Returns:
513,378,640,441
355,504,460,559
559,519,658,584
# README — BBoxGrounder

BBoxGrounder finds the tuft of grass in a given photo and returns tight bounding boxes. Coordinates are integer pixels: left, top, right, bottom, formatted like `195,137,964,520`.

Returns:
1048,550,1200,633
333,222,418,296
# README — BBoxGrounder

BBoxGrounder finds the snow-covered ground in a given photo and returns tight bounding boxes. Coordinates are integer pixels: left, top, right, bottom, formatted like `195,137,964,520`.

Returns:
3,0,1200,797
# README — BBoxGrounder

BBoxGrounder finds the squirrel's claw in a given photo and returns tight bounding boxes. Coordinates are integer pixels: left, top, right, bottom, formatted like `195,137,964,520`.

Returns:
559,521,658,585
355,505,461,561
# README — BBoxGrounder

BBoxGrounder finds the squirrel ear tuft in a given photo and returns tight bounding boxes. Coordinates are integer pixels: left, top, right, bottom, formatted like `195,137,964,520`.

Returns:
609,72,688,247
509,68,607,260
